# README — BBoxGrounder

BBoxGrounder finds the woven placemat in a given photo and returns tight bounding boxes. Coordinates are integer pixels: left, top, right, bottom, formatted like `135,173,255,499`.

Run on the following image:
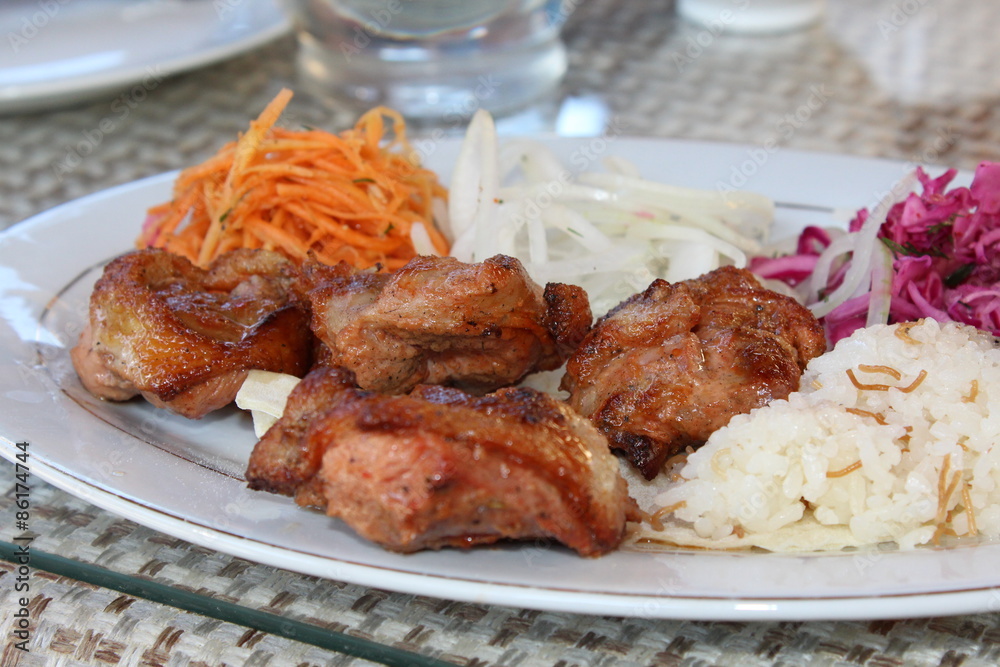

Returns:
4,461,1000,666
0,559,380,666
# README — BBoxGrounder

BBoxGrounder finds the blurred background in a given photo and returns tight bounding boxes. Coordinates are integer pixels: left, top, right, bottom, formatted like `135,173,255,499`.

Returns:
3,0,998,229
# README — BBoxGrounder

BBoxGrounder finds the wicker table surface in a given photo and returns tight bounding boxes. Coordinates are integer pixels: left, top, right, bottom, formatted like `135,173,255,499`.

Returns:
3,0,1000,664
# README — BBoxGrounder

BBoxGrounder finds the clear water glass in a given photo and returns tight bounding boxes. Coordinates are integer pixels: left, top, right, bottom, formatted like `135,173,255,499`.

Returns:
281,0,572,120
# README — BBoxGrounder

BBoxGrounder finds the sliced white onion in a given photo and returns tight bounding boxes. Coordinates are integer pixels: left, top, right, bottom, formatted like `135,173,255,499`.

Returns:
626,221,747,267
235,370,301,438
806,233,856,306
578,172,774,239
527,242,646,278
866,241,895,327
499,183,612,204
503,139,567,182
661,241,719,283
447,109,499,260
808,172,917,319
448,113,778,314
409,222,437,256
525,207,548,267
543,204,614,254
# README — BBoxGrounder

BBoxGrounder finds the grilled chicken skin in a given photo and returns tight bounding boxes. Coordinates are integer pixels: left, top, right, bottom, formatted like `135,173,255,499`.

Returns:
71,248,313,418
304,254,592,395
246,367,631,557
563,266,827,480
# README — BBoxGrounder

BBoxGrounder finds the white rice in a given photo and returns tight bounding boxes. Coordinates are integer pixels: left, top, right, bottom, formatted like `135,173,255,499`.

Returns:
630,319,1000,551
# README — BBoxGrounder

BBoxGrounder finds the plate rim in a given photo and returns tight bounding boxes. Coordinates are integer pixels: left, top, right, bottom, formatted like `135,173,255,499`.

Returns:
1,137,994,622
0,0,291,114
7,445,1000,622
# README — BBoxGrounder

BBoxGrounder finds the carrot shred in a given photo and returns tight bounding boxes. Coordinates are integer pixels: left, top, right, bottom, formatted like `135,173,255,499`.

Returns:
137,89,449,269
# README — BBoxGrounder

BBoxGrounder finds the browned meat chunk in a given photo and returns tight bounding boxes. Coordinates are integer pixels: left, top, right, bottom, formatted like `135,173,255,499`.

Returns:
245,366,359,497
71,248,313,418
562,266,827,480
246,367,630,556
304,254,591,395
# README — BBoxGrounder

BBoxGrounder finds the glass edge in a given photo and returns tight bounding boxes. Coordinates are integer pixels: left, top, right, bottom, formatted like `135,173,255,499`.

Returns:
0,540,454,667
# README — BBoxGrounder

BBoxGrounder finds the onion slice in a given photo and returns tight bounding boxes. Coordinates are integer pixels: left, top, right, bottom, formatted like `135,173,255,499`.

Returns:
808,172,918,319
447,112,777,315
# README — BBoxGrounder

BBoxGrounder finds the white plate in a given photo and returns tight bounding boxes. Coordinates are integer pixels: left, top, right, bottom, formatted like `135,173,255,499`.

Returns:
0,0,289,114
2,137,999,621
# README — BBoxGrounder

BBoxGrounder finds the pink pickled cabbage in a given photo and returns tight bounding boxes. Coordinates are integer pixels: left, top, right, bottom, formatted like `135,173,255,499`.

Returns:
751,161,1000,343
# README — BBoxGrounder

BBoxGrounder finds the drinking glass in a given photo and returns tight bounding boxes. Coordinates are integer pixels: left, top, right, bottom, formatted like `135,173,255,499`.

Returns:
281,0,573,119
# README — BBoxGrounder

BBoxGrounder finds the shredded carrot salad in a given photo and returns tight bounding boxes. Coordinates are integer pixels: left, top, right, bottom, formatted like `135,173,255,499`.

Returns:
137,89,449,269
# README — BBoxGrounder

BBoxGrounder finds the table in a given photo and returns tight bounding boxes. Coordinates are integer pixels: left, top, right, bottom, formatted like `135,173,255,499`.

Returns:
4,0,1000,664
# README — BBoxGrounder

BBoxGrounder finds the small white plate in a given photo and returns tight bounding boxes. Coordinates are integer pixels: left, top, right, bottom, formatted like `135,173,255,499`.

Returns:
0,0,289,114
2,137,998,621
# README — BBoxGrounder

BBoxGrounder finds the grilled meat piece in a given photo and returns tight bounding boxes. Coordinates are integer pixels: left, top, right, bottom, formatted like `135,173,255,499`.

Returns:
563,266,827,480
245,366,359,498
304,254,591,394
246,367,630,556
71,248,313,418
